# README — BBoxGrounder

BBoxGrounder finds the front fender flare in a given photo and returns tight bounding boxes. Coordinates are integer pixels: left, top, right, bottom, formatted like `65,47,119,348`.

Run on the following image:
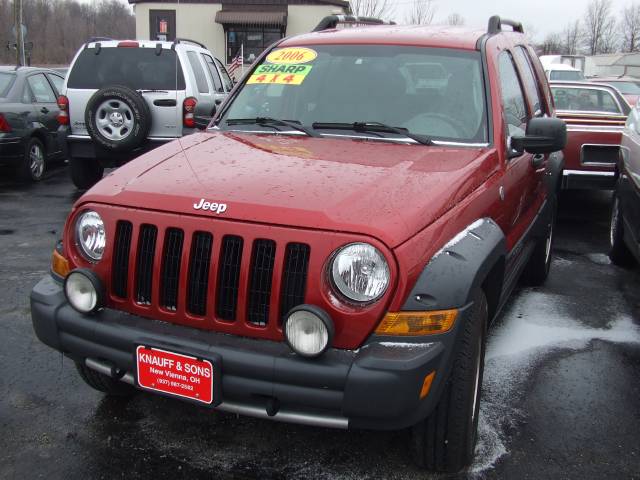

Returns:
401,218,506,311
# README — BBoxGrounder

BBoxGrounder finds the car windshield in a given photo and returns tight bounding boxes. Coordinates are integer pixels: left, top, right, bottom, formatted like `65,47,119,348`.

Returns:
549,70,584,81
603,81,640,95
220,45,488,144
0,73,15,97
67,47,186,90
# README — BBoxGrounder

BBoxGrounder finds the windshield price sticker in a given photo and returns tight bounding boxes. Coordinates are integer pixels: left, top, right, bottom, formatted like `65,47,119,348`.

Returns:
136,346,214,404
247,64,313,85
266,47,317,64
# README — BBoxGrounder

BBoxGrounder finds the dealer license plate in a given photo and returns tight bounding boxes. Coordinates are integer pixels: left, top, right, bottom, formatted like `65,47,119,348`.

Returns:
136,346,214,405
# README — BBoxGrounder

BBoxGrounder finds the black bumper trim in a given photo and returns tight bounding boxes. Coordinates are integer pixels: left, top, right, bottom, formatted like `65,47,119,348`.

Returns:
31,276,469,430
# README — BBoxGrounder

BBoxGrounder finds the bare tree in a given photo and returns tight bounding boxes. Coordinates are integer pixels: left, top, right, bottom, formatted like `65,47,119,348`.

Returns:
538,33,563,55
349,0,395,19
621,3,640,52
561,20,581,55
446,12,464,26
405,0,436,25
583,0,618,55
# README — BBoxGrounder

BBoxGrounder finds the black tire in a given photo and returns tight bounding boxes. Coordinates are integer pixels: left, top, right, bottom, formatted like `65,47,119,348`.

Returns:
521,199,556,286
18,137,46,182
410,291,488,473
85,85,151,152
69,156,104,190
609,192,635,266
76,362,136,396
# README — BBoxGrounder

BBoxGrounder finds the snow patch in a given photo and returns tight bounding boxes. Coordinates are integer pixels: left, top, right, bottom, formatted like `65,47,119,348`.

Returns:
471,289,640,473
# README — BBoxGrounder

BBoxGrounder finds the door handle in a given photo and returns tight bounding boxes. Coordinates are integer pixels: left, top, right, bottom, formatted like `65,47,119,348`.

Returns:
531,154,545,169
40,107,49,114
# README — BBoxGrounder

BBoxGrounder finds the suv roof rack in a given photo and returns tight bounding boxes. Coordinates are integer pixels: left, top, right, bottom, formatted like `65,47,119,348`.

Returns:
87,36,114,43
313,15,395,32
173,38,207,49
487,15,523,34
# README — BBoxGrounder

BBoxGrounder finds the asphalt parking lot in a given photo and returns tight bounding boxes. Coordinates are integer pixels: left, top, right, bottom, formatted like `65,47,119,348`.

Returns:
1,164,639,479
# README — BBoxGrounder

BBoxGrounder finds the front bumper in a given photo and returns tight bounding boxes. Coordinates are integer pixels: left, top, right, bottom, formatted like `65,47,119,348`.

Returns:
31,276,469,431
561,169,616,190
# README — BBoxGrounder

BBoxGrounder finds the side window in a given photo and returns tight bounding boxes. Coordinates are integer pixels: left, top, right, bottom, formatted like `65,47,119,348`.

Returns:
599,90,620,113
214,58,234,92
201,54,223,93
513,47,542,115
498,52,528,137
47,74,64,95
27,74,57,103
186,51,209,94
22,84,33,103
551,87,621,114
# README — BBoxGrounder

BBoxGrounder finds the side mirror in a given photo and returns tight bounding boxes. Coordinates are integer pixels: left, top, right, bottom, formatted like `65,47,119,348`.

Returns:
511,117,567,155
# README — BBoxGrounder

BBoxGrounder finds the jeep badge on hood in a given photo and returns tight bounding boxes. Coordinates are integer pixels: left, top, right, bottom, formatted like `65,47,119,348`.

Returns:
193,198,228,214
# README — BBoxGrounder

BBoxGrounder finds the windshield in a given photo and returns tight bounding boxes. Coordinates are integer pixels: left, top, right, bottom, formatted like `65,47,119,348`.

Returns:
549,70,584,81
220,45,488,143
0,73,15,97
603,81,640,95
68,47,186,90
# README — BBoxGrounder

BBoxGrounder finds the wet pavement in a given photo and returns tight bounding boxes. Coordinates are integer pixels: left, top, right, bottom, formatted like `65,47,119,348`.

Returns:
0,166,639,479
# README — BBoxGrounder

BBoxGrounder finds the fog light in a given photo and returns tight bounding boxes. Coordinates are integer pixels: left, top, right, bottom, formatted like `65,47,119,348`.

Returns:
64,269,104,314
284,305,334,358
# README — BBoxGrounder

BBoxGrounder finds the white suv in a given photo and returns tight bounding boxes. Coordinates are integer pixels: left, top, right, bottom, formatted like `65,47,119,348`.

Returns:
58,38,233,189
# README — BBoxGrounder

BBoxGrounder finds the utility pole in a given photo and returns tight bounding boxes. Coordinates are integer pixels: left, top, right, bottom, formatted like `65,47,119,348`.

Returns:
13,0,24,66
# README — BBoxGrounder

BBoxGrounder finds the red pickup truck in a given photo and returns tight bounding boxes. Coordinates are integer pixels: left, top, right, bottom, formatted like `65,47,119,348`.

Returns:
31,15,566,472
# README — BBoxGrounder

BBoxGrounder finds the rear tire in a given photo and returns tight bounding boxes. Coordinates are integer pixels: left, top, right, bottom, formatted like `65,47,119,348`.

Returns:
69,156,104,190
18,137,46,182
76,362,135,396
521,199,556,286
410,291,488,473
609,192,635,266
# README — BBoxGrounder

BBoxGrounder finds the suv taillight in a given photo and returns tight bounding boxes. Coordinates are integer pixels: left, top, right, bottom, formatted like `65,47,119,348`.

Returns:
57,95,69,126
183,97,197,128
0,113,11,133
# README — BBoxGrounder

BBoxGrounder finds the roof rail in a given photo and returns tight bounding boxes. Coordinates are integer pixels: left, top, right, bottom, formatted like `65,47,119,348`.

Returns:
487,15,523,34
87,36,113,43
173,38,207,49
313,15,394,32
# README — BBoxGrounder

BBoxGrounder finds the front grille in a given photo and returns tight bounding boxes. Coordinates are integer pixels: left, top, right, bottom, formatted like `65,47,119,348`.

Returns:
135,225,158,305
111,223,311,330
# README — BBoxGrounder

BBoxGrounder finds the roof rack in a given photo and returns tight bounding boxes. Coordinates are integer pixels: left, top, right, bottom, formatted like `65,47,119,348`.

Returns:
487,15,523,34
313,15,394,32
173,38,207,49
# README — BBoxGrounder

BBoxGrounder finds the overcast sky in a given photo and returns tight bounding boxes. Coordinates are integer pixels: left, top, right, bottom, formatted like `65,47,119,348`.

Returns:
391,0,632,41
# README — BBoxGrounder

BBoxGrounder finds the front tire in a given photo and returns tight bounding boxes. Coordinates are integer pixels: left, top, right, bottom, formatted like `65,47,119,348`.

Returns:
18,137,46,182
69,156,104,190
76,362,135,396
410,291,488,473
609,192,634,266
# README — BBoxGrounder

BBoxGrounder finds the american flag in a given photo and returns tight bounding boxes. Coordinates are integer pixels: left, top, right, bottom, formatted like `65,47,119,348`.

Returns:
228,50,243,78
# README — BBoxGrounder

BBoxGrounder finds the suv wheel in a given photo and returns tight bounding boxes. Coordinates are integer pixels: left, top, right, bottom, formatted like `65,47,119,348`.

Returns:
76,362,136,396
69,156,104,190
19,137,46,182
521,199,556,286
85,85,151,152
410,291,488,473
609,192,634,266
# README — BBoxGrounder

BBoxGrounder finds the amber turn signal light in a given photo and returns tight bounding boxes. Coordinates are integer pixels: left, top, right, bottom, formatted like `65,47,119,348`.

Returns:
375,309,458,336
51,249,70,279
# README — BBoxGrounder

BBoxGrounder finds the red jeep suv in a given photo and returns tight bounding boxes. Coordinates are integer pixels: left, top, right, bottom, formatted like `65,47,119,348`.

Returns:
31,16,566,472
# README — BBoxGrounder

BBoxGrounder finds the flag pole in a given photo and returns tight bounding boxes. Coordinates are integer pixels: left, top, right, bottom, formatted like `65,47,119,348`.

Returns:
240,44,244,77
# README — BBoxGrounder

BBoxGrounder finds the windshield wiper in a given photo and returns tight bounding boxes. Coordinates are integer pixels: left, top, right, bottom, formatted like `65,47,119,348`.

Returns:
226,117,318,137
312,121,432,145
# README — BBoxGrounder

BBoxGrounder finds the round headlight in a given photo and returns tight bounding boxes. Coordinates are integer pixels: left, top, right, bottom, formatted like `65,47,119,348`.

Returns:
75,210,105,262
284,305,334,358
64,269,103,314
331,243,390,303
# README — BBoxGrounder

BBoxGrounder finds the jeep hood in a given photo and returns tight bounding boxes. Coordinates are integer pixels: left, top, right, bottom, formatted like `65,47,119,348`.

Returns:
83,131,497,248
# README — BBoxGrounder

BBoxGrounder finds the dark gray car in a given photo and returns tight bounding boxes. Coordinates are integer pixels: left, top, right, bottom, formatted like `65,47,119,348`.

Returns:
0,66,66,181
